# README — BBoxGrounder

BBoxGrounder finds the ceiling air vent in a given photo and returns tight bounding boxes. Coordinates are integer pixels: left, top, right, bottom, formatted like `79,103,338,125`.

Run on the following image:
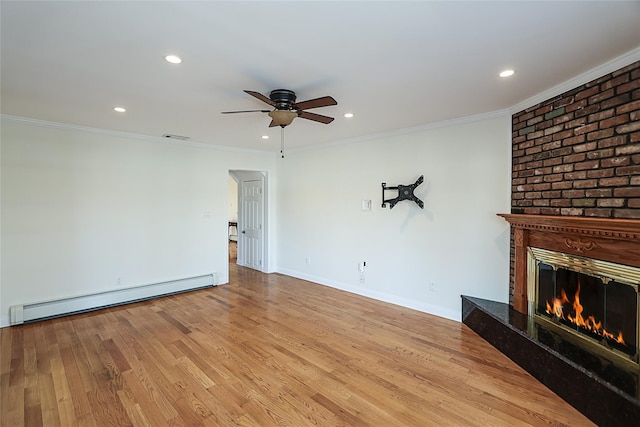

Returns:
162,134,190,141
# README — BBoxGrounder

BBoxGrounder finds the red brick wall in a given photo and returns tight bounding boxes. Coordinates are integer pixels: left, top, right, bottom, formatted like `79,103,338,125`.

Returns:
508,61,639,303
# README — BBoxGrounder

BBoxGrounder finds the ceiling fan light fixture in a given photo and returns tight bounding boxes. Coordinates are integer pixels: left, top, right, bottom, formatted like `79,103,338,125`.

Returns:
268,110,297,126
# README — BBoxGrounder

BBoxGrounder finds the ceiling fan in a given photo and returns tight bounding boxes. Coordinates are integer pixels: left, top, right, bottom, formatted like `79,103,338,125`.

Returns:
222,89,337,128
222,89,337,158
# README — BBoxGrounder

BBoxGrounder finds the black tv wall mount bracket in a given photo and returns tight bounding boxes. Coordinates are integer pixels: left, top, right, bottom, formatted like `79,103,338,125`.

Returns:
381,175,424,209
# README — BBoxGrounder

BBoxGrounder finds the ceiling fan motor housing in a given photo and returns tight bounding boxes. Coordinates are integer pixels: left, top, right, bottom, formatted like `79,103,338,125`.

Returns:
270,89,297,110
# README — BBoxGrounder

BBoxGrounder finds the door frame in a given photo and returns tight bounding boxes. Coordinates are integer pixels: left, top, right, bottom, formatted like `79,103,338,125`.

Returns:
229,170,269,273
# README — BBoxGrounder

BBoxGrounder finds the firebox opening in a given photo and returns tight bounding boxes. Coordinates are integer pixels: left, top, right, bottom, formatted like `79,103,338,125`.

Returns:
537,263,637,356
528,247,640,373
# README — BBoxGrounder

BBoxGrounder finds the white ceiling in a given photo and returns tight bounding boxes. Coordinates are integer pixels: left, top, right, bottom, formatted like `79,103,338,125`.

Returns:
2,1,639,153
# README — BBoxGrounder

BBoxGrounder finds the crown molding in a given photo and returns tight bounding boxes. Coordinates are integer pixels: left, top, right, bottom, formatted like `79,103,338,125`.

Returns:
0,114,273,155
290,108,511,154
510,47,640,114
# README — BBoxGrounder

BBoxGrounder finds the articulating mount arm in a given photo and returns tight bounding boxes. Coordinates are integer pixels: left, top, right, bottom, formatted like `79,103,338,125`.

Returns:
381,175,424,209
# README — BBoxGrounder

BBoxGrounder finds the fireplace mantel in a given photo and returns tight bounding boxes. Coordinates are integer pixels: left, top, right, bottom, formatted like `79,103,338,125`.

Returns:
498,213,640,313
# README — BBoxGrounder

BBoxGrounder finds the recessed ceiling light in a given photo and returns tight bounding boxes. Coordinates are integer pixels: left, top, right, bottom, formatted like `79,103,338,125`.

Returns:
344,113,354,118
499,69,516,78
113,106,126,113
165,55,182,64
262,135,269,140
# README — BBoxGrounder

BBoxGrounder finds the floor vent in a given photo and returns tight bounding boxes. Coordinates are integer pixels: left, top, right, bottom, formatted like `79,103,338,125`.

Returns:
162,133,190,140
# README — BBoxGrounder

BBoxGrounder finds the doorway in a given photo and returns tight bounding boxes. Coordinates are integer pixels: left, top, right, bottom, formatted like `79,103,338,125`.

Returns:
228,175,238,262
229,170,268,272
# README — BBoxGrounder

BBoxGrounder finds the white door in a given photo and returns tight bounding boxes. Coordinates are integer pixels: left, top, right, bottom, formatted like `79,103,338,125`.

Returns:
240,178,263,271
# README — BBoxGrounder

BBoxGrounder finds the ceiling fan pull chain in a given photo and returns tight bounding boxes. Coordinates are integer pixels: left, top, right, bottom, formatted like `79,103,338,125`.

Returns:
281,126,285,159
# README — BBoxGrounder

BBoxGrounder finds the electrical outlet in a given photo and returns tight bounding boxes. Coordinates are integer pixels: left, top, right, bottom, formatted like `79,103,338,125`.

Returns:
117,277,122,286
359,273,365,284
305,257,311,265
429,282,436,292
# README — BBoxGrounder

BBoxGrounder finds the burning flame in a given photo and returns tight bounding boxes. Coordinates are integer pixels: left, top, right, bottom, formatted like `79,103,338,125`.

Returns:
546,289,569,318
545,282,626,345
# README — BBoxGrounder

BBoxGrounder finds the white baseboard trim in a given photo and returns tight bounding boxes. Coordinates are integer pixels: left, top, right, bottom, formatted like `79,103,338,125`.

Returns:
9,273,217,325
277,268,461,322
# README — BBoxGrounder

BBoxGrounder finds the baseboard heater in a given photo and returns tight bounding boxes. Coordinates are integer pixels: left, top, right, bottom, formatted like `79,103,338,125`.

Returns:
9,273,217,325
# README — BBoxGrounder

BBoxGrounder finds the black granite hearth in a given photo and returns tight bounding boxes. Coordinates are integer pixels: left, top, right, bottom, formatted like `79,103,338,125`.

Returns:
462,295,640,427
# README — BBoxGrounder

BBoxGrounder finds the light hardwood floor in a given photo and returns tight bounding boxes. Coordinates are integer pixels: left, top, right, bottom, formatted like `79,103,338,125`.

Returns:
1,260,594,426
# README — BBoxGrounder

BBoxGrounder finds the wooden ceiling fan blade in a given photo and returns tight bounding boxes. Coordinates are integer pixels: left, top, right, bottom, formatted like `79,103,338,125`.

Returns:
298,111,334,124
221,109,271,114
244,90,275,106
294,96,337,110
268,120,278,127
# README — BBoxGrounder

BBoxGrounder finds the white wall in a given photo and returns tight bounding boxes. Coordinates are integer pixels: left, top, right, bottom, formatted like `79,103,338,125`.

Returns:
0,118,277,327
1,113,510,327
276,114,512,320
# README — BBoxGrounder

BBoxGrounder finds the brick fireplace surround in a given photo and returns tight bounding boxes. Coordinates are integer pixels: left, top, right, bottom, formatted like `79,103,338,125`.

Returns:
508,60,640,304
463,61,639,426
